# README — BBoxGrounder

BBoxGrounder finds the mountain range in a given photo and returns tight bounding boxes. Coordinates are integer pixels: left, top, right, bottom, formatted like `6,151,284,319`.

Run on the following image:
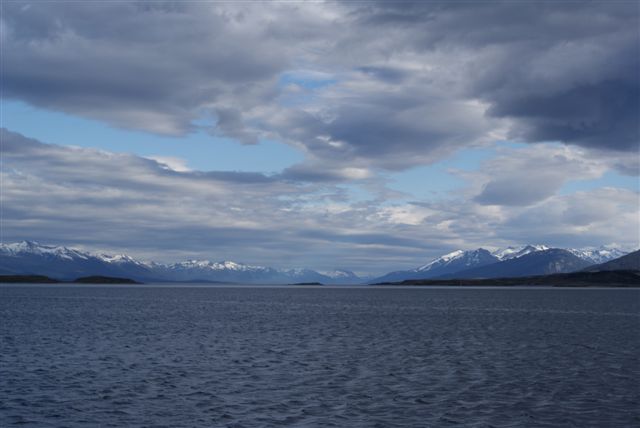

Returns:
0,241,635,284
584,250,640,272
438,248,592,279
370,245,630,283
0,241,364,284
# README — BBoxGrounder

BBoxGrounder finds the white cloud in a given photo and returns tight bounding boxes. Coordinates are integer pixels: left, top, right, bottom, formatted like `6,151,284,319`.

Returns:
469,144,613,206
145,156,191,172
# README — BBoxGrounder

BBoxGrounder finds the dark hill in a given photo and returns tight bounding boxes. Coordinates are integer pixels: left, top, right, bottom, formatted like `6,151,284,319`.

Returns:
0,275,60,283
376,270,640,287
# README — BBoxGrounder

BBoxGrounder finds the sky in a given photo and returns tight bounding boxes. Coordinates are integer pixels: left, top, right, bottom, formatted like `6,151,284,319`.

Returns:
1,1,639,275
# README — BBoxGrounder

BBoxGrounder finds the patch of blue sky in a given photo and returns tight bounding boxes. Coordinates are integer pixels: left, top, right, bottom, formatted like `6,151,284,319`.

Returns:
340,184,377,204
387,146,497,200
2,100,303,173
560,170,640,194
276,71,338,108
278,71,338,89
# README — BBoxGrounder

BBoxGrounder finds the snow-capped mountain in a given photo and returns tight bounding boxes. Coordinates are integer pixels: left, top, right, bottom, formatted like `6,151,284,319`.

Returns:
492,245,550,261
2,240,91,260
97,253,145,264
170,260,268,271
567,247,628,264
416,250,464,271
2,241,631,284
444,249,593,279
372,244,631,283
416,249,500,273
0,241,363,284
322,269,360,281
371,248,499,283
492,244,626,264
0,241,156,280
157,260,276,283
584,249,640,272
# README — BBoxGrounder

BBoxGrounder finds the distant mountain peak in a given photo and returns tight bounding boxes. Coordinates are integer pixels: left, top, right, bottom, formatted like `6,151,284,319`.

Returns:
583,249,640,272
2,240,44,252
17,240,42,248
416,248,495,272
169,259,269,272
0,241,366,284
416,250,463,271
97,253,139,264
492,244,550,261
444,248,594,279
567,247,628,264
371,248,499,283
1,241,89,261
323,269,359,279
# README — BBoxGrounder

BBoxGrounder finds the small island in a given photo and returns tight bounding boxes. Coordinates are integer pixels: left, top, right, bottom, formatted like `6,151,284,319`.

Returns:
73,276,141,284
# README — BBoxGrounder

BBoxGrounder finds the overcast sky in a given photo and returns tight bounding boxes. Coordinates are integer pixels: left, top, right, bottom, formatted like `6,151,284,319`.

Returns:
1,1,639,274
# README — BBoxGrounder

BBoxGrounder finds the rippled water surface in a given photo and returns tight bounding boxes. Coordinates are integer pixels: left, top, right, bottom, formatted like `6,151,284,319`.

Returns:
1,285,639,427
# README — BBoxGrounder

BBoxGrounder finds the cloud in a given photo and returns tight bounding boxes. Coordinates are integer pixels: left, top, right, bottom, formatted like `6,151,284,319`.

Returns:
2,2,286,136
2,1,637,172
267,78,495,170
500,188,639,248
471,145,609,206
1,128,403,271
281,163,372,182
145,156,191,172
2,129,637,274
346,1,639,152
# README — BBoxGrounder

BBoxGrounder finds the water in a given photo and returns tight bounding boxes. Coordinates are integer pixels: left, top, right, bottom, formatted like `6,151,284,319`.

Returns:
1,285,639,427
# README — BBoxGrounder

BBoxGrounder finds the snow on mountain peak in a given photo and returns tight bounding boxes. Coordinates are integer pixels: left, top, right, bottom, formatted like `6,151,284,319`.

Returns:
567,247,628,264
323,269,358,279
97,253,138,264
170,259,269,272
1,240,89,260
217,260,255,271
492,244,550,261
416,250,465,272
1,240,45,254
491,244,628,264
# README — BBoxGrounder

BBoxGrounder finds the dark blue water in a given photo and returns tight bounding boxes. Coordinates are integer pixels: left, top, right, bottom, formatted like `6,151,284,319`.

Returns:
1,285,639,427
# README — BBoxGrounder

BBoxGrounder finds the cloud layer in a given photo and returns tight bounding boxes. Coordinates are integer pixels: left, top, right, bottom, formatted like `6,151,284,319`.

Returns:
2,129,637,273
3,1,638,173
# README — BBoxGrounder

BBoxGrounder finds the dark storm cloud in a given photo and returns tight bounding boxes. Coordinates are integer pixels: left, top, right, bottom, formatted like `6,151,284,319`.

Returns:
346,1,639,152
489,80,639,151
